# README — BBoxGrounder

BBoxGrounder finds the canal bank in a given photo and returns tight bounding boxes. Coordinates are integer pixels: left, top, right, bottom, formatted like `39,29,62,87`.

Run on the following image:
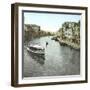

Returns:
52,37,80,50
57,38,80,50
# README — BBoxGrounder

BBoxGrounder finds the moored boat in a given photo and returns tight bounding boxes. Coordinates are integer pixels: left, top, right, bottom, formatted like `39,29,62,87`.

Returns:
27,44,45,55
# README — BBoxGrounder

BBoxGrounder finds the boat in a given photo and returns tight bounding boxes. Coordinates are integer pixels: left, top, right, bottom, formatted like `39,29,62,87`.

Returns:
27,44,45,55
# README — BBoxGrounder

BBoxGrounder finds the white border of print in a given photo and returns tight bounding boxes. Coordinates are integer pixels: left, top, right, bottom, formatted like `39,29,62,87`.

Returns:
18,6,86,84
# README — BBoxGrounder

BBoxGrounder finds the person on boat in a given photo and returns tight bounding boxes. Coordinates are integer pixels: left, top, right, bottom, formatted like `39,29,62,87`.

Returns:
46,42,48,47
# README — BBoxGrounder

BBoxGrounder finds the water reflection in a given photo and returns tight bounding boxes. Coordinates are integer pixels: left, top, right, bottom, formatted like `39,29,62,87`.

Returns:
27,51,45,65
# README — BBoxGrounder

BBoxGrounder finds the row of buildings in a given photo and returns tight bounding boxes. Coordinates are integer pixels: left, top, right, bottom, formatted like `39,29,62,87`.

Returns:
24,24,53,42
57,21,80,44
24,24,40,41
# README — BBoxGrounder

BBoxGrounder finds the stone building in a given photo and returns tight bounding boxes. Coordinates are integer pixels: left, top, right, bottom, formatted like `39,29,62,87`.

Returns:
24,24,41,41
24,24,40,32
30,24,40,31
59,21,80,44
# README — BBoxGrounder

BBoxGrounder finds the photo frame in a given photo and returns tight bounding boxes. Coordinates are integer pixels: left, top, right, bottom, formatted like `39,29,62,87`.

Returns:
11,3,88,87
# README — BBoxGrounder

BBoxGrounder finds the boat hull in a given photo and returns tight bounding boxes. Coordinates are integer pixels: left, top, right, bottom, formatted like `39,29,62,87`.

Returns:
27,47,45,55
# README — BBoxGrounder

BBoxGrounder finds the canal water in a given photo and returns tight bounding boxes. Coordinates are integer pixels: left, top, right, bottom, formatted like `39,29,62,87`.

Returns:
24,36,80,77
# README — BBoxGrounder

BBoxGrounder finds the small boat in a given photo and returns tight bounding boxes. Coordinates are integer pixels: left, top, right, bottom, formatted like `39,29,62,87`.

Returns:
27,44,45,55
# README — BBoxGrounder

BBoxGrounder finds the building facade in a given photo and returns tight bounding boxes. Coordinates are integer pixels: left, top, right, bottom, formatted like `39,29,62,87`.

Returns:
60,21,80,44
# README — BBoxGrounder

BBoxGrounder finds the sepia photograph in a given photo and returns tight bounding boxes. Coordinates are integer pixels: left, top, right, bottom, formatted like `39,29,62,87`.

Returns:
23,11,81,77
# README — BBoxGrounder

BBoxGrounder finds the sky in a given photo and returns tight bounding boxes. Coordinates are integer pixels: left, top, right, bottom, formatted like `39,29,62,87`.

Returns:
24,12,81,32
